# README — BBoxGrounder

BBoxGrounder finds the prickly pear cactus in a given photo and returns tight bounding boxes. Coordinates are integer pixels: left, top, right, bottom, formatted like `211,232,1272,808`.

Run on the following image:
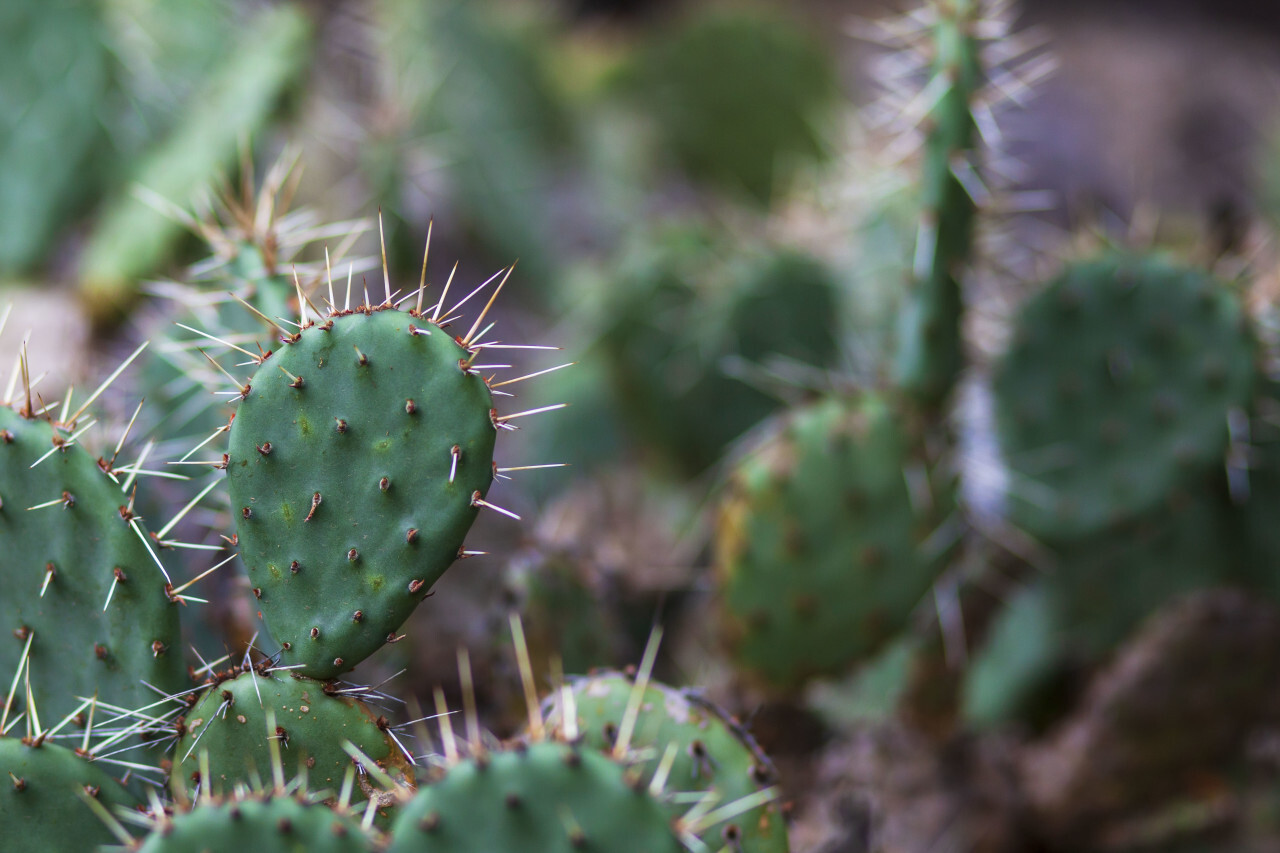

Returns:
603,231,840,476
172,666,413,802
715,393,953,688
620,8,838,206
549,672,788,853
891,0,983,407
0,736,141,853
137,791,370,853
387,741,684,853
227,305,497,678
0,405,184,732
993,254,1255,541
0,0,110,273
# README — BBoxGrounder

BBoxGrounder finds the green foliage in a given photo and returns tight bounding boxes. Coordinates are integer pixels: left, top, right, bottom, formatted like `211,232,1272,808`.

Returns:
0,0,110,273
228,306,496,678
172,668,411,803
0,737,140,853
386,741,683,853
0,405,184,734
715,394,953,689
551,672,788,853
993,254,1256,542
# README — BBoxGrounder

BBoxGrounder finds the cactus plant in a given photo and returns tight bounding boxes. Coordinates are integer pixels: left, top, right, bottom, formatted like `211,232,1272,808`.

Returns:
0,0,110,274
0,387,184,742
548,671,789,853
890,0,984,408
993,254,1256,542
171,664,414,804
79,3,313,324
386,740,685,853
135,789,371,853
602,230,841,476
0,736,141,852
715,394,954,689
226,263,545,677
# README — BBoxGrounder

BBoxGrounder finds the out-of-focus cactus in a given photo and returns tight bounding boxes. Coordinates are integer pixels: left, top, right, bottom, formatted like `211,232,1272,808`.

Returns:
79,4,313,325
616,8,838,206
715,395,954,689
0,0,110,274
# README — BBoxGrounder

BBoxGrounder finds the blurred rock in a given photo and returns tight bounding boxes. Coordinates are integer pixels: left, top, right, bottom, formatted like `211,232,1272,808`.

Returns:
1022,589,1280,848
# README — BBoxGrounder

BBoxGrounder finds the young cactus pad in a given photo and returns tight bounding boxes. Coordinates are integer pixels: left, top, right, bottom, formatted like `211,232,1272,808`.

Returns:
135,792,370,853
993,254,1255,541
0,404,183,734
715,393,953,688
227,303,500,678
386,741,685,853
548,672,788,853
0,737,141,853
171,666,413,802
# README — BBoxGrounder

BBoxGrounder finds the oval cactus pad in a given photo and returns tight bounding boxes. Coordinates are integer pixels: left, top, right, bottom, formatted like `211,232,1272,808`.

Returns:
228,306,497,678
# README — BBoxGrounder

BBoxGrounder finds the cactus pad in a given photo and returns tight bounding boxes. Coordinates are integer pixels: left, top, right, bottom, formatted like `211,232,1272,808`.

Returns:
0,737,141,852
0,405,183,735
715,394,952,688
172,666,413,801
993,255,1255,541
137,792,369,853
228,305,497,677
387,741,684,853
603,234,840,475
550,672,788,853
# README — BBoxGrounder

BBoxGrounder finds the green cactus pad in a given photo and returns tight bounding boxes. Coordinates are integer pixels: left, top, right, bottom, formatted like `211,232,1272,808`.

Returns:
387,742,684,853
172,667,413,802
715,394,953,688
137,793,370,853
228,306,497,678
603,233,840,476
0,737,141,852
549,672,788,853
0,406,184,736
993,255,1255,541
